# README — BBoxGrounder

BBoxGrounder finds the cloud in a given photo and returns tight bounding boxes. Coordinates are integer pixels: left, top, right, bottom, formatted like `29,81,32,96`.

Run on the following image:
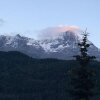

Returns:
38,25,81,39
0,18,5,26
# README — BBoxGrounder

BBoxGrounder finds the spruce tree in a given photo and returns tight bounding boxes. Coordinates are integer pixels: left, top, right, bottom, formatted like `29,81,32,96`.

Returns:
69,31,96,100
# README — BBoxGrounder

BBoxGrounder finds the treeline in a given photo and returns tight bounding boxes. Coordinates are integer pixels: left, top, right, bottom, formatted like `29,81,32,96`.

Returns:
0,51,99,100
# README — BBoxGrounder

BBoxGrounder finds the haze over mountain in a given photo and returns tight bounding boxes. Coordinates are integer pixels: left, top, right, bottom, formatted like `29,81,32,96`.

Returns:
38,26,81,40
0,26,99,60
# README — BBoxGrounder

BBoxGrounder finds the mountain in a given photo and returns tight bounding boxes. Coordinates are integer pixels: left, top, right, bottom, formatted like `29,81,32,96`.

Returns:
0,51,99,100
0,34,44,58
0,30,100,60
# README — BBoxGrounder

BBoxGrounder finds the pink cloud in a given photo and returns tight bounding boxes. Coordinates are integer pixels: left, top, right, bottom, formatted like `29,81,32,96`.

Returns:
38,25,81,39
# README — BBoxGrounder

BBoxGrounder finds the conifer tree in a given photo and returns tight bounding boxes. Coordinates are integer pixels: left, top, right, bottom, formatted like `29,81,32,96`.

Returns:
69,31,96,100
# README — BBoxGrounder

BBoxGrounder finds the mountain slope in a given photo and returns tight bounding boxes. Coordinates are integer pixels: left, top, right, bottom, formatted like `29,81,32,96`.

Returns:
0,30,99,60
0,51,99,100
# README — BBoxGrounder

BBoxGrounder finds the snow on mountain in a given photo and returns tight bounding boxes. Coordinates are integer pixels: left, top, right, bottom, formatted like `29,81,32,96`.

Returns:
0,26,99,60
39,30,82,52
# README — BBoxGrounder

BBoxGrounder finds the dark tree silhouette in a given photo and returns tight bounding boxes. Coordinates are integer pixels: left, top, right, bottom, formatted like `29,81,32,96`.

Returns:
69,31,96,100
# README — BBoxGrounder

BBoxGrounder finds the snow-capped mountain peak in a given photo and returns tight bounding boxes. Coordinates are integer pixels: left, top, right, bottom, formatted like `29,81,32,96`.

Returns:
0,28,99,60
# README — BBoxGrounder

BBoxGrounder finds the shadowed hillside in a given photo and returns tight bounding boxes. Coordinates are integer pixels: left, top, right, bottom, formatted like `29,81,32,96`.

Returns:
0,51,99,100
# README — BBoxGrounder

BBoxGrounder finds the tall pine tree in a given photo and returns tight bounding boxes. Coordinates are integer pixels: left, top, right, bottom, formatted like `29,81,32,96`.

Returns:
69,31,96,100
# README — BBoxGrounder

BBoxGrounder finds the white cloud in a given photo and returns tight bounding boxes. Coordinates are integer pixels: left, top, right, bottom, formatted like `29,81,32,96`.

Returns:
37,25,81,39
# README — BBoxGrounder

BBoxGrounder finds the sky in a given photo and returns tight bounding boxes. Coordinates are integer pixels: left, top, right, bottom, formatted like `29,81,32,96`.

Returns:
0,0,100,47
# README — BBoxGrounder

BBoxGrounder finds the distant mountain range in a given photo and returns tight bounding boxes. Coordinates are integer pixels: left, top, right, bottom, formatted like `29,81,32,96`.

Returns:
0,30,100,60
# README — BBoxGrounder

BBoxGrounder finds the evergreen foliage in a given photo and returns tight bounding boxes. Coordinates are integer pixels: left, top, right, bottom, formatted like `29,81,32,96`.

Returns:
0,51,99,100
69,31,96,100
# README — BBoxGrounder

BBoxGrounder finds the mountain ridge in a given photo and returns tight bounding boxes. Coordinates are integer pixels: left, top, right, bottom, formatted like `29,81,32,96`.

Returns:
0,30,99,60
